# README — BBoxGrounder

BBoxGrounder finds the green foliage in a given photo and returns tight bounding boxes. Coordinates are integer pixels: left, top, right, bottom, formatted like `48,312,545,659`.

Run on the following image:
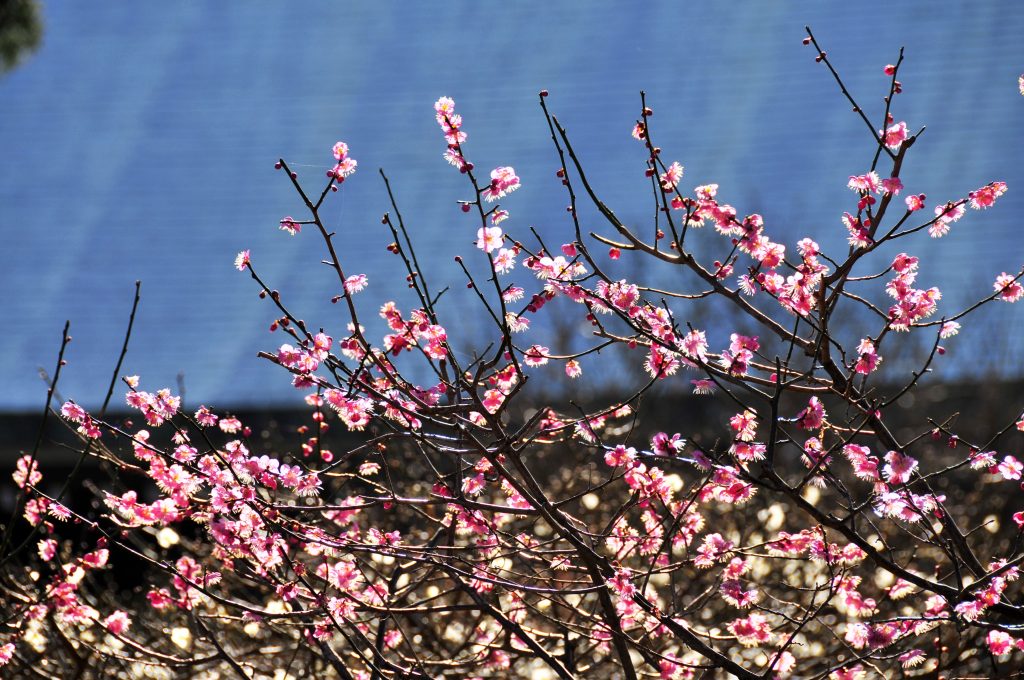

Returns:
0,0,42,75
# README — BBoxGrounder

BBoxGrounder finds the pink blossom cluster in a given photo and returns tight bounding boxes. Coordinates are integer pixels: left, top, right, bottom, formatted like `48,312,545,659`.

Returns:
4,38,1024,680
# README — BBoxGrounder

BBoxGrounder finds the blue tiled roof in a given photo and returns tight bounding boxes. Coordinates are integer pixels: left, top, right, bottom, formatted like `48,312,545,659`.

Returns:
2,2,1022,410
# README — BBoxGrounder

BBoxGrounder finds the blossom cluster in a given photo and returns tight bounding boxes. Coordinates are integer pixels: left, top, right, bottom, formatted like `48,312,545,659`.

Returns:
3,36,1024,680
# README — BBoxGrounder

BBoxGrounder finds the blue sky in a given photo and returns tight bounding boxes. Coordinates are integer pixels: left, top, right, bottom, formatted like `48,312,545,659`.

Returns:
2,2,1022,410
